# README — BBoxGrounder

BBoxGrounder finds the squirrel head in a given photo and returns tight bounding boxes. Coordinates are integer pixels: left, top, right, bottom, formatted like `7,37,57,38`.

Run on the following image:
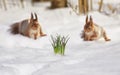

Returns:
29,13,40,30
84,15,94,32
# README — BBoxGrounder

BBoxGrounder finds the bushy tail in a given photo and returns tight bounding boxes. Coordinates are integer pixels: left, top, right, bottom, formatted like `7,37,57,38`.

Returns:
10,22,19,34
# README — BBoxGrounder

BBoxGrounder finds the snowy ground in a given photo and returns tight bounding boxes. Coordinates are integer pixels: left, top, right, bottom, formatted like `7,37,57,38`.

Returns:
0,1,120,75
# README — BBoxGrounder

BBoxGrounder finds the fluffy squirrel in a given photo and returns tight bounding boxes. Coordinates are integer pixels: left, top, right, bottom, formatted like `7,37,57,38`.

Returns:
10,13,46,40
81,15,111,41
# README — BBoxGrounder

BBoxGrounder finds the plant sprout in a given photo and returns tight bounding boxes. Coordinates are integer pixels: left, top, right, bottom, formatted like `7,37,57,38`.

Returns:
51,35,70,55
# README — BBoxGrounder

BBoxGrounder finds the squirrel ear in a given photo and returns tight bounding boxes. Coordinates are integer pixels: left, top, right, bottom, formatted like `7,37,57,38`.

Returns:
31,13,33,20
90,16,92,20
34,13,38,21
86,15,88,23
90,16,93,23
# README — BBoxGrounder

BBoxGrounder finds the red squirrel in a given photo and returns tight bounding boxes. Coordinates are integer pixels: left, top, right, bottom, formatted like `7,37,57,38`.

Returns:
82,15,111,41
10,13,46,40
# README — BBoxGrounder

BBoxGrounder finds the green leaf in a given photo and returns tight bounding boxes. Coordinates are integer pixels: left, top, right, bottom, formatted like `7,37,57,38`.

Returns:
50,34,70,55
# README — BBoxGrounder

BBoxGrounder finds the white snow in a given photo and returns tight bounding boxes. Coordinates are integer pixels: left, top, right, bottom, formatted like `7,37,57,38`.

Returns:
0,1,120,75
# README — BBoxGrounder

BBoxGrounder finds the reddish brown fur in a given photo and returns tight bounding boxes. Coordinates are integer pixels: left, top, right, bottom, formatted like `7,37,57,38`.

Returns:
82,15,111,41
10,13,47,40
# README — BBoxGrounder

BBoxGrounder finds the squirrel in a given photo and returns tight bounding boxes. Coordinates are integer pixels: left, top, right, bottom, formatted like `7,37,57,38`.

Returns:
10,13,46,40
81,15,111,41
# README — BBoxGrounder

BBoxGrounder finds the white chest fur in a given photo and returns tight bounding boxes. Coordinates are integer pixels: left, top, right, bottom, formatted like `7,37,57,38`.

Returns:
29,29,39,39
30,29,38,34
85,31,94,36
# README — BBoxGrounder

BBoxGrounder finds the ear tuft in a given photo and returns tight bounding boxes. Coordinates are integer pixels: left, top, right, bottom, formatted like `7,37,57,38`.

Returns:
86,15,88,23
90,15,93,23
31,12,33,20
34,13,38,21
